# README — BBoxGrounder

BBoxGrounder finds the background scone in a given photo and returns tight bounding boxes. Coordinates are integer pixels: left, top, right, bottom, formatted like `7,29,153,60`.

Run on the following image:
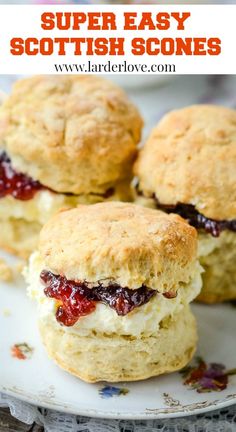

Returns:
0,75,142,257
134,105,236,303
25,202,201,383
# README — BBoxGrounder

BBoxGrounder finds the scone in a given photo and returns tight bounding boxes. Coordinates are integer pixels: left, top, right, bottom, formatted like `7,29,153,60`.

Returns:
25,202,201,383
0,75,142,257
134,105,236,303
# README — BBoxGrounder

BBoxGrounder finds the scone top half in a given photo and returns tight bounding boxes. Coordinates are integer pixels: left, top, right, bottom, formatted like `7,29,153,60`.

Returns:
0,75,142,199
26,202,201,333
134,105,236,237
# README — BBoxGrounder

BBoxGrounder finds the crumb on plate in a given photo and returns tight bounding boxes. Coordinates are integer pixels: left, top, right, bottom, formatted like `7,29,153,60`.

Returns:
0,258,13,282
2,308,11,317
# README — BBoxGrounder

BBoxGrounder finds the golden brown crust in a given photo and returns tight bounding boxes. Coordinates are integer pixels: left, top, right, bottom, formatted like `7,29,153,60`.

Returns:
0,179,133,259
197,291,235,304
39,202,198,292
0,218,41,259
0,75,143,194
0,258,13,282
134,105,236,220
197,231,236,303
39,306,197,383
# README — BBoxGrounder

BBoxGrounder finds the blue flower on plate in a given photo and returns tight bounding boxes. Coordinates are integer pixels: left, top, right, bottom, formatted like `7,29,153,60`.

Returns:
99,385,129,399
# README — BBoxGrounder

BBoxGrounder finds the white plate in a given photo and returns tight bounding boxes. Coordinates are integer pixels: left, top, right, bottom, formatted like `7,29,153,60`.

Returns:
0,250,236,420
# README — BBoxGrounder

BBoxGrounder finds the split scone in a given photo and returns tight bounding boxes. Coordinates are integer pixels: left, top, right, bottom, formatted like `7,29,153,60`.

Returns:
0,75,142,258
134,105,236,303
25,202,202,383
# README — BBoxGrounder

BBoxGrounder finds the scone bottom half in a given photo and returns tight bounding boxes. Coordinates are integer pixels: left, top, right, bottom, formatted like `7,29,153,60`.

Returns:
134,105,236,303
0,74,143,257
25,202,202,383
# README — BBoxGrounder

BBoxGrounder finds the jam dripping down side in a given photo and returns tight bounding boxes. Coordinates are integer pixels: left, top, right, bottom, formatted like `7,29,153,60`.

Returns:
0,151,43,200
40,270,158,327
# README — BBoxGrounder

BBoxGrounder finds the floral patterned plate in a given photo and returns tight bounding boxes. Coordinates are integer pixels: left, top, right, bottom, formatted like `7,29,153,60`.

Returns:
0,249,236,420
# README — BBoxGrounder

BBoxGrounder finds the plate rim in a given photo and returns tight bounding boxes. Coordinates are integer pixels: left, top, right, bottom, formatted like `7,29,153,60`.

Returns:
1,388,236,420
1,251,236,421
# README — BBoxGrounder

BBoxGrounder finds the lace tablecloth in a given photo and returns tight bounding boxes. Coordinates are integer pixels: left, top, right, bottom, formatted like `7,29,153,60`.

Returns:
1,393,236,431
1,75,236,431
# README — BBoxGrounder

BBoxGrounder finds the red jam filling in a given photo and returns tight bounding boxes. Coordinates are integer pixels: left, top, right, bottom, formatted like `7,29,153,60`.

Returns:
0,151,115,201
0,151,43,200
40,270,157,327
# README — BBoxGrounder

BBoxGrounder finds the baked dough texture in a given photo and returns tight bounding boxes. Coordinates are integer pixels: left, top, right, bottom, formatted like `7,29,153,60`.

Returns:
0,75,142,257
0,218,40,259
135,203,236,304
197,231,236,303
39,201,198,292
0,75,143,194
39,306,197,383
0,184,131,258
134,105,236,303
25,201,200,382
134,105,236,220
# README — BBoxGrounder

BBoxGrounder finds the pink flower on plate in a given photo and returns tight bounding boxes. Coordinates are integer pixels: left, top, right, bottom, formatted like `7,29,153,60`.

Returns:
180,357,236,393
